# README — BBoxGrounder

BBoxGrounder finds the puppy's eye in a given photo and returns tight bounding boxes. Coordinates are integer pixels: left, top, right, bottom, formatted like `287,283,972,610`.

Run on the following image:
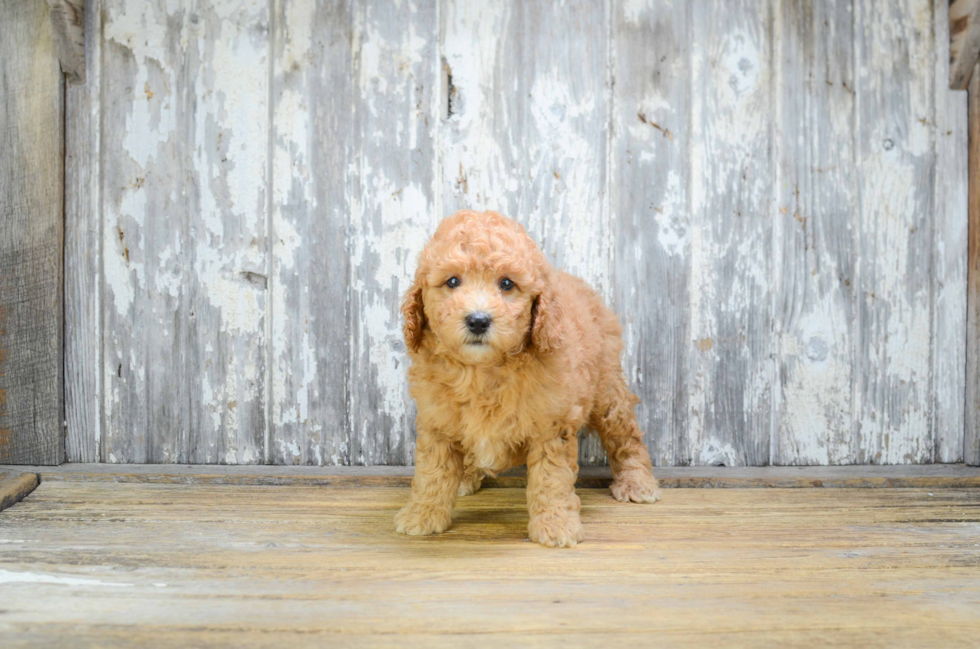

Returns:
499,277,515,291
445,276,461,289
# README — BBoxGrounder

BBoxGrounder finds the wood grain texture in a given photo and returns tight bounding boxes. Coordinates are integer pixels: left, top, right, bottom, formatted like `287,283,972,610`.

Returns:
967,63,980,466
63,0,971,467
0,471,39,513
854,0,936,464
1,482,979,646
687,0,774,466
933,0,970,463
64,0,102,463
47,0,86,83
950,0,980,89
347,0,439,466
268,0,351,466
0,0,65,466
772,0,857,464
101,0,269,464
611,0,692,466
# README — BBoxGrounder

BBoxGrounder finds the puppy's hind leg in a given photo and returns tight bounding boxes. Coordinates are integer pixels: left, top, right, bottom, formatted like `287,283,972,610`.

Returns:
592,378,661,504
457,461,485,497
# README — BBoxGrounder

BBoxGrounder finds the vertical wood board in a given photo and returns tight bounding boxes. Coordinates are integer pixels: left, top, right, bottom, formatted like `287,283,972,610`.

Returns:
269,0,352,466
686,0,775,466
101,0,269,463
853,0,936,464
0,0,65,465
65,0,103,463
772,0,858,465
610,0,692,465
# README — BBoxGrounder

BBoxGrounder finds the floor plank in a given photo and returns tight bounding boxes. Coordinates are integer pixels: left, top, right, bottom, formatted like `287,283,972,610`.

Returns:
0,482,978,646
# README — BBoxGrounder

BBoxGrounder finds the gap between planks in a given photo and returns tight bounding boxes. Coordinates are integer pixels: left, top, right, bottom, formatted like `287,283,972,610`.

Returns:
1,464,979,489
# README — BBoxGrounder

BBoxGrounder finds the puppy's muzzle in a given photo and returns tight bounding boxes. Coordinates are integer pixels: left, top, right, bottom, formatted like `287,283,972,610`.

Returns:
465,311,492,336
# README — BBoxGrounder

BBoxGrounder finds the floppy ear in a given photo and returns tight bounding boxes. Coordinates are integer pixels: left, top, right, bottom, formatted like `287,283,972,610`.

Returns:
529,282,564,354
401,271,427,353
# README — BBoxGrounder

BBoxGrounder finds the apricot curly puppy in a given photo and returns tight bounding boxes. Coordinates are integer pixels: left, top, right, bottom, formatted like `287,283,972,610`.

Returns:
395,210,660,548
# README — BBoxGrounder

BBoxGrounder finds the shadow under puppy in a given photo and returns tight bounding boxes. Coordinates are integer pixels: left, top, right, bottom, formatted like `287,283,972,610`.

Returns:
396,210,660,548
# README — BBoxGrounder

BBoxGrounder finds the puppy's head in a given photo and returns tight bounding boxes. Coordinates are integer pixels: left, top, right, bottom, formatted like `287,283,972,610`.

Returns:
402,210,562,363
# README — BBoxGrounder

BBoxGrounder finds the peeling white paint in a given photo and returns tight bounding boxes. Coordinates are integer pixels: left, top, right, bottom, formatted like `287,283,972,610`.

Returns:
78,0,967,468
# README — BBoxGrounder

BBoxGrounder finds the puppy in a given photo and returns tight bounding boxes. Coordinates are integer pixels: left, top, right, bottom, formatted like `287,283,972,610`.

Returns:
395,210,660,548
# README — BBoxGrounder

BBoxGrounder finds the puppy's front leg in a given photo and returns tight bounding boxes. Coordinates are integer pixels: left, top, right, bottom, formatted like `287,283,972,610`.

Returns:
395,431,463,536
526,427,584,548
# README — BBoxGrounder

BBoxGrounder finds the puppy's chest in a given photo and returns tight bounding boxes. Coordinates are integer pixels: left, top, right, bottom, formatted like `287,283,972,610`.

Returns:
433,370,549,452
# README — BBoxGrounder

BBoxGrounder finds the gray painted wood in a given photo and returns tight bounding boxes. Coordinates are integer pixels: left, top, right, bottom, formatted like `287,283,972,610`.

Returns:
64,0,102,463
0,0,65,466
610,0,692,466
346,0,439,466
269,0,352,465
101,0,269,463
933,0,969,464
772,0,857,465
853,0,936,464
47,0,86,83
686,0,775,466
63,0,970,466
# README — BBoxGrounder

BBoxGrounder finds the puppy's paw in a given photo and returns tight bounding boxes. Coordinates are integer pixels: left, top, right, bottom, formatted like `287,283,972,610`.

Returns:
457,474,483,497
528,510,585,548
394,502,452,536
610,470,662,504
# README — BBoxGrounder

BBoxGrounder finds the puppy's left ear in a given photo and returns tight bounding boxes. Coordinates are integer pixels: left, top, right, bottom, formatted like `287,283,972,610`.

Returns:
401,270,427,353
529,279,564,354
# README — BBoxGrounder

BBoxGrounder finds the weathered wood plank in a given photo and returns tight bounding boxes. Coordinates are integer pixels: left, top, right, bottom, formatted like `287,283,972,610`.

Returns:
269,0,352,465
0,471,39,513
6,462,980,489
101,0,270,463
184,2,270,464
772,0,857,465
933,0,969,463
47,0,86,83
440,0,611,465
347,0,439,465
967,62,980,466
101,0,189,463
950,0,980,89
1,483,979,645
687,0,774,466
610,0,691,466
0,0,65,466
65,0,102,463
853,0,936,464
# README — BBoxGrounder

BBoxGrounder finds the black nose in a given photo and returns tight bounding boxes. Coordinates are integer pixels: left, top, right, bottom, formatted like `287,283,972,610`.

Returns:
465,312,492,335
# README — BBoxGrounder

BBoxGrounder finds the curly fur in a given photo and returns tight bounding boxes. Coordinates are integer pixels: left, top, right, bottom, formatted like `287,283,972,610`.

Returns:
394,210,660,548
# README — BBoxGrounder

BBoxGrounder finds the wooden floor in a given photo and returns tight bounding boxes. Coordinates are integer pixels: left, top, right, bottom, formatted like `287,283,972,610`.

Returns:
1,472,979,646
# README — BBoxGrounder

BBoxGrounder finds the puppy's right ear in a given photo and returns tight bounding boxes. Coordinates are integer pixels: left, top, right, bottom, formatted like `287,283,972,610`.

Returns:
401,270,427,353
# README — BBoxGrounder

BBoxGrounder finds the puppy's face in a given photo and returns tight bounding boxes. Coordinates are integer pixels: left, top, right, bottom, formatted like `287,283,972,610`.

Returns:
422,260,535,363
403,211,551,363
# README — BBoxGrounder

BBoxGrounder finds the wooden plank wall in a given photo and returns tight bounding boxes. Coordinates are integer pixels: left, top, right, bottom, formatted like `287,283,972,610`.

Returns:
0,0,66,465
64,0,970,466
